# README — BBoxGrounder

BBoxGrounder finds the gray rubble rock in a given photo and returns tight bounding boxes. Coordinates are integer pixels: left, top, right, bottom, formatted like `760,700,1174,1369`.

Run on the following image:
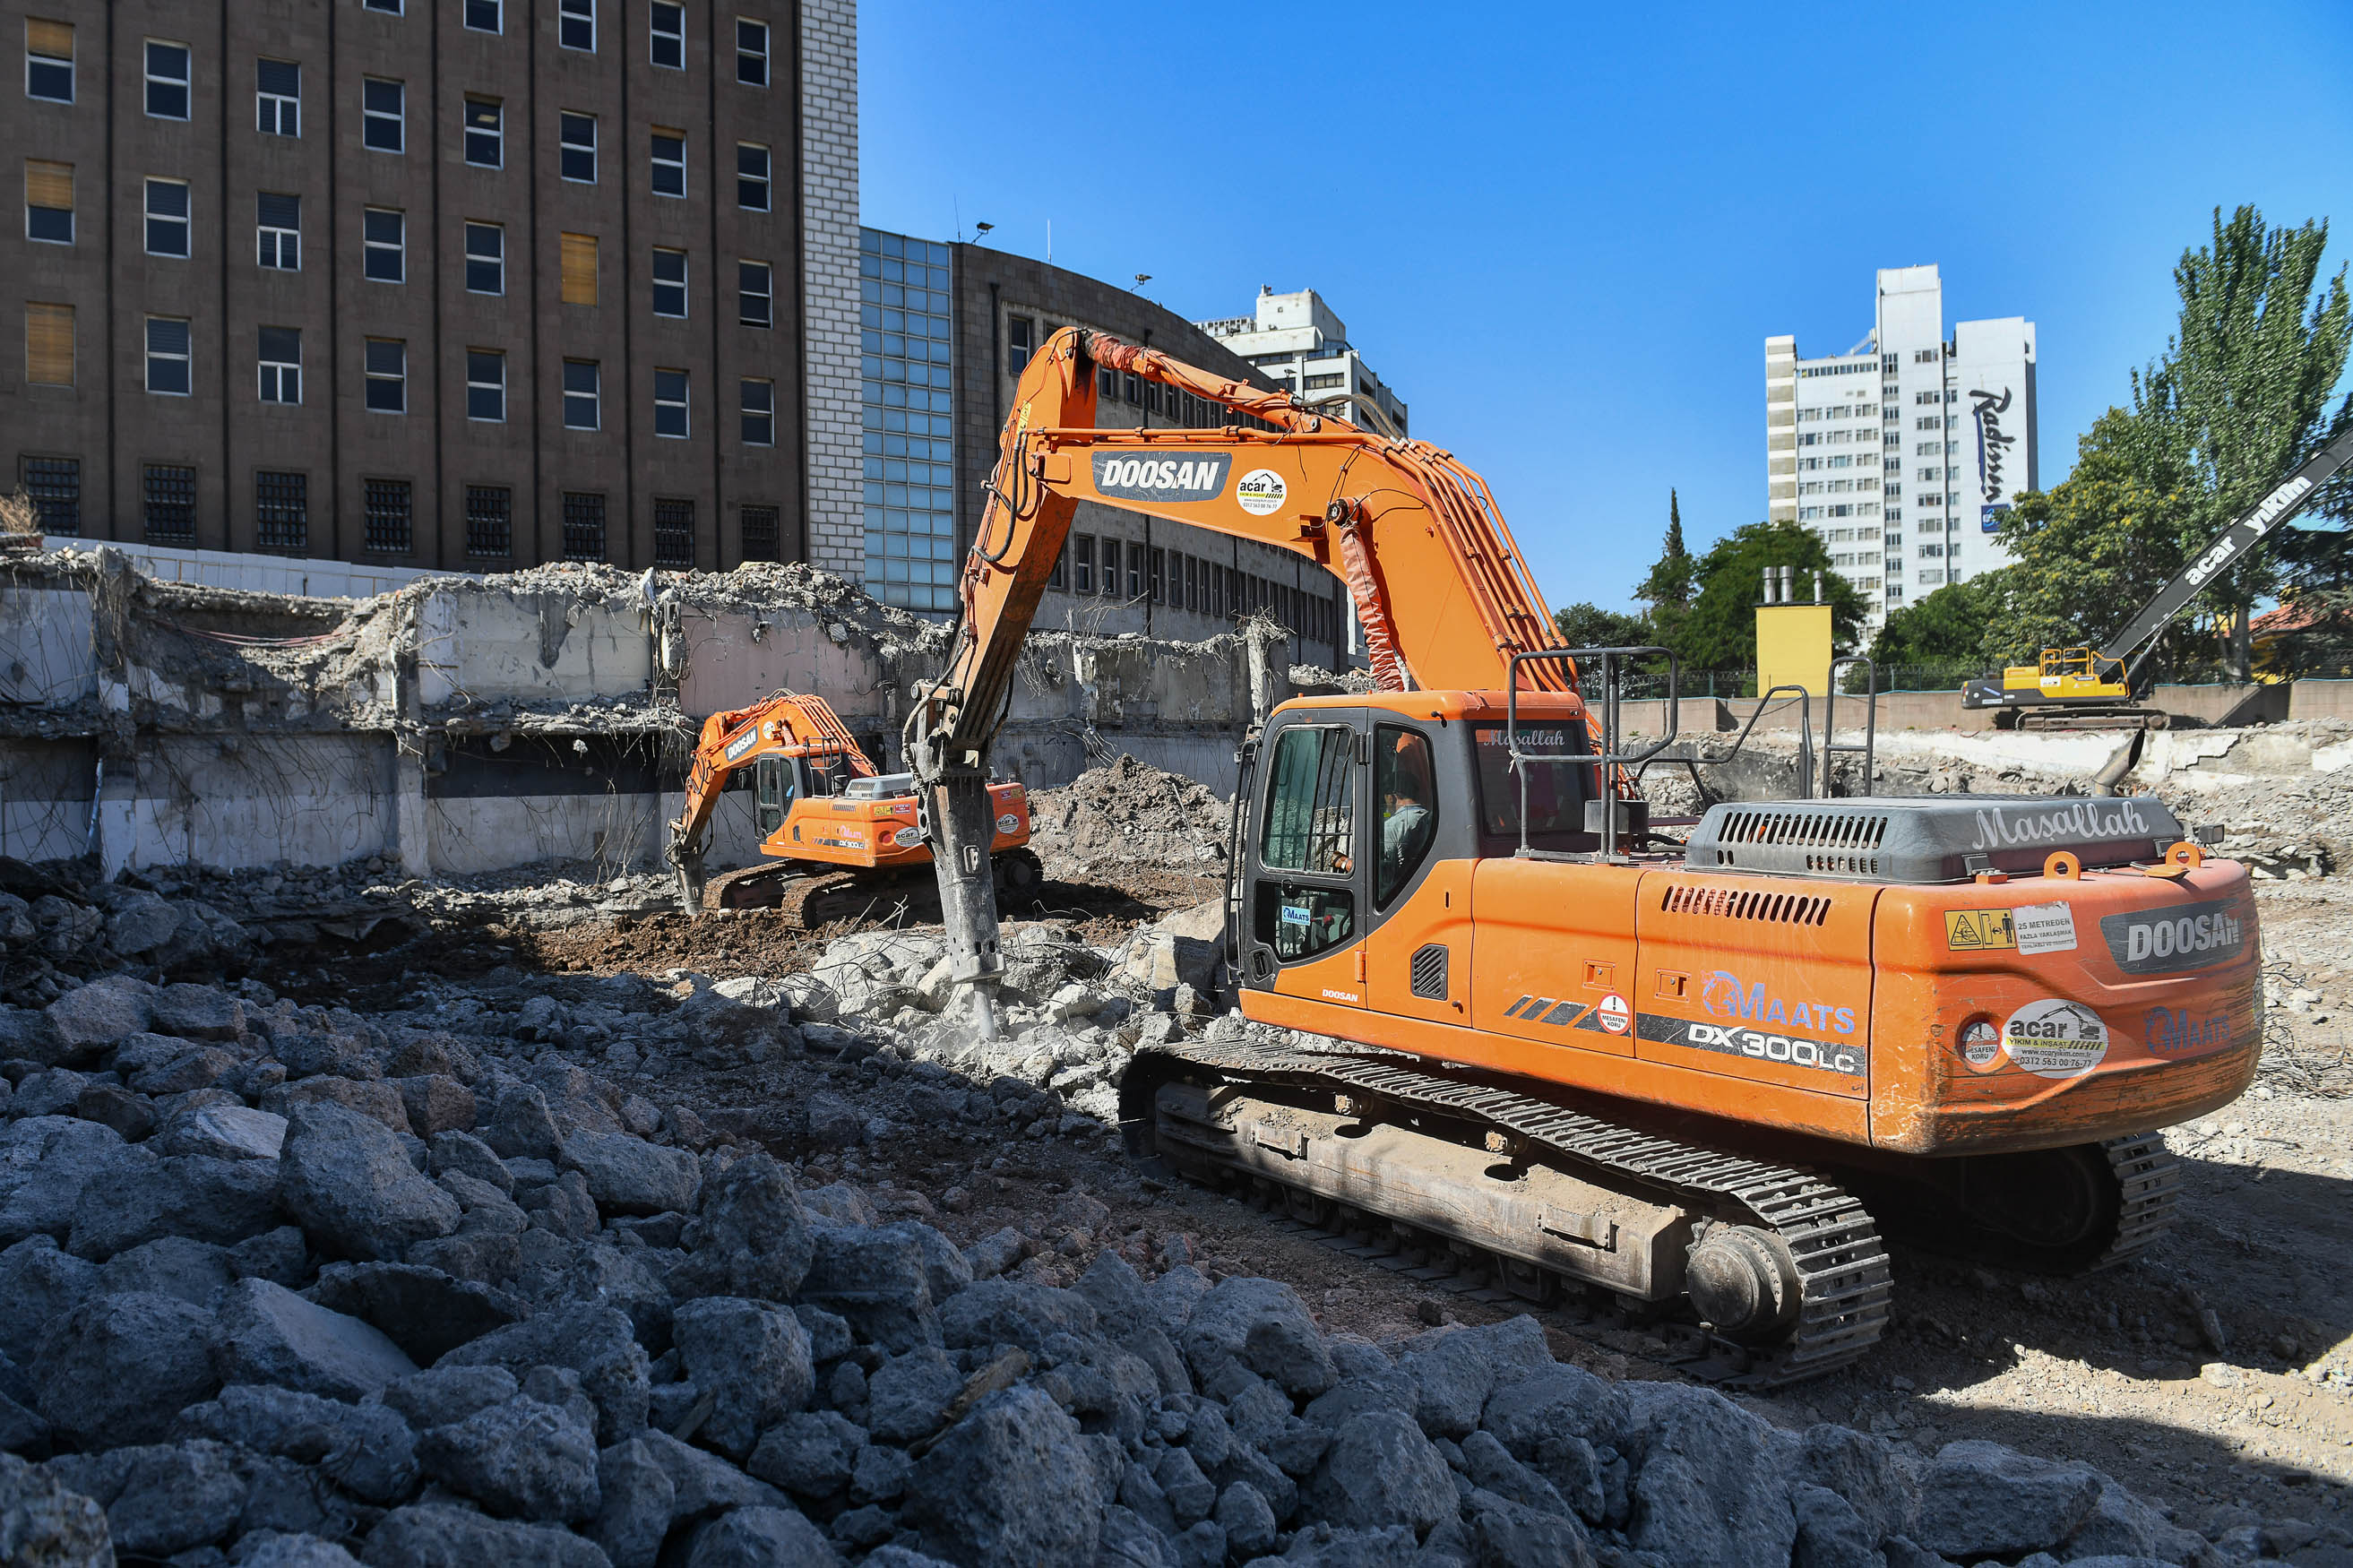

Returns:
96,1234,232,1305
2052,1476,2206,1564
271,1076,416,1136
8,1070,87,1121
358,1501,615,1567
280,1101,462,1262
0,1452,111,1568
437,1304,651,1445
1467,1486,1594,1568
1481,1362,1624,1460
44,1437,246,1557
239,1532,366,1567
307,1261,528,1366
1303,1409,1456,1534
380,1365,521,1431
395,1075,477,1137
1795,1422,1917,1544
127,1044,237,1096
415,1392,602,1523
631,1427,788,1516
938,1278,1099,1355
1790,1482,1879,1568
867,1346,962,1444
961,1228,1027,1281
70,1081,153,1141
1213,1480,1278,1560
32,1288,220,1448
1400,1316,1555,1438
1619,1383,1797,1568
590,1438,674,1568
670,1296,814,1460
670,1150,813,1305
797,1224,938,1351
157,1102,289,1161
481,1084,565,1161
1914,1440,2103,1560
746,1409,866,1498
45,977,157,1053
151,984,246,1041
104,891,181,955
560,1131,700,1217
0,1116,142,1246
1180,1276,1335,1399
0,1008,66,1068
903,1384,1104,1568
0,1236,98,1363
519,1168,600,1239
178,1382,420,1505
214,1277,419,1400
67,1152,282,1259
684,1504,841,1568
428,1130,515,1194
229,1224,313,1287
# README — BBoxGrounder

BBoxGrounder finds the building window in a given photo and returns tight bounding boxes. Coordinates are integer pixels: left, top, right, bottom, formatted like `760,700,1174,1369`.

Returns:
654,368,688,437
142,464,195,542
145,315,190,395
1101,538,1122,597
741,503,778,561
1072,535,1095,593
361,0,402,13
651,246,686,316
464,0,500,33
363,78,403,151
559,112,596,182
563,359,599,428
466,349,504,421
464,221,504,294
560,231,597,306
738,260,771,327
364,338,405,413
22,455,78,534
144,41,189,119
144,178,189,256
1008,315,1033,374
24,159,70,244
256,192,299,269
363,207,403,281
465,485,511,557
22,301,70,387
736,142,769,210
364,478,412,553
652,497,694,565
651,130,685,196
257,325,301,404
561,492,605,559
1916,416,1941,431
650,2,684,69
737,17,769,82
740,378,773,445
25,18,72,103
255,470,307,555
559,0,595,52
464,98,502,167
256,58,299,135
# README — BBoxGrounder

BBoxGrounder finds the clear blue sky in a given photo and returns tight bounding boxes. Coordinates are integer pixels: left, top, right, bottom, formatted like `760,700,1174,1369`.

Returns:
860,1,2353,616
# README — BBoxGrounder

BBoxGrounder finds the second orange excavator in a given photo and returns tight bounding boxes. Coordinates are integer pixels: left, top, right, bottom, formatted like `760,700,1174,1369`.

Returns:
665,690,1039,926
897,326,2260,1385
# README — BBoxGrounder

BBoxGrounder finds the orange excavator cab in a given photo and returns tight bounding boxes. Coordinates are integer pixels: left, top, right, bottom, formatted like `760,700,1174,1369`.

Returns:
897,326,2257,1384
665,691,1039,926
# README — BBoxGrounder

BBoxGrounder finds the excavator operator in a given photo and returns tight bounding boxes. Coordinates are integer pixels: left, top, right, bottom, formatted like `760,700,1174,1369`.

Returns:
1378,731,1436,896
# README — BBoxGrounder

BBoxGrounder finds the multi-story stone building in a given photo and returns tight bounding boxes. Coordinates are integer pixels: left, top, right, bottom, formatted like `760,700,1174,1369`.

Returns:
853,227,1356,667
1195,286,1408,435
4,0,862,574
1766,265,2037,633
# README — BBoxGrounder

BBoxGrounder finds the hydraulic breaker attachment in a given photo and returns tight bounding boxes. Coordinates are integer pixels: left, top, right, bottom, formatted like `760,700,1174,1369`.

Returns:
917,763,1004,1040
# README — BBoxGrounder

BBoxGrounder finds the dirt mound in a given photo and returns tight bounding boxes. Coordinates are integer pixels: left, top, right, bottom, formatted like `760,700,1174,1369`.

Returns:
1026,754,1230,876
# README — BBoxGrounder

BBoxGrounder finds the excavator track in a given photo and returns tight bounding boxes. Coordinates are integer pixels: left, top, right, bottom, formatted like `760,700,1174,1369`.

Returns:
1130,1038,1893,1388
703,848,1051,932
2092,1132,2185,1270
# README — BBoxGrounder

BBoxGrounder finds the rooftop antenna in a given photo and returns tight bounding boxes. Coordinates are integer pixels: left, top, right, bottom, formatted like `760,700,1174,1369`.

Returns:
1047,220,1052,263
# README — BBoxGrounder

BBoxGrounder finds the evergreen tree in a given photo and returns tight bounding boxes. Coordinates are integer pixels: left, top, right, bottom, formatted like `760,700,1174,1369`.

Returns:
1635,490,1696,608
1667,520,1867,670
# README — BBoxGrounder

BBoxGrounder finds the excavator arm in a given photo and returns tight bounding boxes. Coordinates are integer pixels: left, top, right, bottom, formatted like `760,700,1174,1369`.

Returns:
908,327,1584,1030
667,692,874,909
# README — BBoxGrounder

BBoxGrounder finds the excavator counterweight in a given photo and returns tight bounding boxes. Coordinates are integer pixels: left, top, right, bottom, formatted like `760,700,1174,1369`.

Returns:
912,327,2259,1384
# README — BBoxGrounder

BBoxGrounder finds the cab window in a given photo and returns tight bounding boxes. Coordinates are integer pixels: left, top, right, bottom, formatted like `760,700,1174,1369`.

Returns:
754,755,797,835
1375,726,1436,905
1255,723,1355,961
1471,722,1592,850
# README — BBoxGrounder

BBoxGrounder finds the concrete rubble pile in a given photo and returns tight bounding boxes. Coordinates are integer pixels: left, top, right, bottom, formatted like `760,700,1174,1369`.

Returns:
0,853,2264,1568
1027,755,1235,881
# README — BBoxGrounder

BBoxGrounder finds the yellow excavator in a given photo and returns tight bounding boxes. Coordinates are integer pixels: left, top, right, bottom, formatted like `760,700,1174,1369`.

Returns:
1963,427,2353,728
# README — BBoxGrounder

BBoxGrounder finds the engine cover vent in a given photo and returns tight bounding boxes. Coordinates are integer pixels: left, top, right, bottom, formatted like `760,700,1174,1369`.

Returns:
1659,883,1832,926
1685,795,2185,883
1409,943,1449,999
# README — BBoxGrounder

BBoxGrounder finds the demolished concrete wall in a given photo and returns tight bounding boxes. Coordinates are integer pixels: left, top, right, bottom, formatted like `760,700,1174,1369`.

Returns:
0,549,1297,879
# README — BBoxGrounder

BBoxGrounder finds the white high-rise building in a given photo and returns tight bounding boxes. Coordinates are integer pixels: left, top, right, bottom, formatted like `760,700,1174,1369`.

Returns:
1196,288,1409,435
1766,266,2037,634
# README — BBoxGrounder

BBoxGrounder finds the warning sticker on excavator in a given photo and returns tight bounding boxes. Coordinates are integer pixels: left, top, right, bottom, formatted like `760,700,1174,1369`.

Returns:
1944,909,2015,951
1237,469,1287,516
1594,993,1630,1035
2013,901,2078,955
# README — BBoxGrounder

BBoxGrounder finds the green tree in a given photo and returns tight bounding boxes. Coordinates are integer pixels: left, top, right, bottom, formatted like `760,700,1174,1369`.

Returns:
1552,601,1652,650
1635,490,1696,608
1666,520,1868,670
1867,573,2007,669
2131,205,2352,676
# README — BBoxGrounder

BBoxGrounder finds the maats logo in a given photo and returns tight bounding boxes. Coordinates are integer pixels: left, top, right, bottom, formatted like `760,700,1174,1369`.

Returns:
2142,1006,2234,1058
1698,970,1855,1036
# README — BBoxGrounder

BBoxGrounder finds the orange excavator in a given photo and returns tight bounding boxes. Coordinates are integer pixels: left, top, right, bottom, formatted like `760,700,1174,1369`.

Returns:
666,690,1039,925
903,327,2260,1384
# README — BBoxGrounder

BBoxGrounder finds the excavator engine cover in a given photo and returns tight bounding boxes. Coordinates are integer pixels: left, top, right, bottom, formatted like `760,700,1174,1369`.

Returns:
1684,795,2186,883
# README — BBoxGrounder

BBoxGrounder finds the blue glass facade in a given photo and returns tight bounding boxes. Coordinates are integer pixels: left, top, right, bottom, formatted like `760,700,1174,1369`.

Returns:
858,228,956,613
